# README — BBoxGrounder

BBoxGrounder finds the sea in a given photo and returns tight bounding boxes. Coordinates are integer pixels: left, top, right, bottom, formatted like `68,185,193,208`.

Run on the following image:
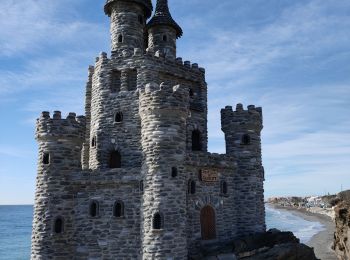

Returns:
0,205,325,260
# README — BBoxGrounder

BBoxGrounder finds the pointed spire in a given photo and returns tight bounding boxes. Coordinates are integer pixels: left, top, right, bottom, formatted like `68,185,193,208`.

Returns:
147,0,183,38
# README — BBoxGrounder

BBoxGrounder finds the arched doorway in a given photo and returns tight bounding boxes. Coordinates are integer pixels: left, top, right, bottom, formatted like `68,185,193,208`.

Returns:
200,205,216,240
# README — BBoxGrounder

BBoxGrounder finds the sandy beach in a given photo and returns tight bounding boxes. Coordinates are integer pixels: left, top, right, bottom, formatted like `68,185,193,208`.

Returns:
270,205,337,260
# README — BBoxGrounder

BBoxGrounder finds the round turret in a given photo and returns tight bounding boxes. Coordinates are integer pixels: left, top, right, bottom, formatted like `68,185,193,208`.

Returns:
220,104,266,235
104,0,153,55
147,0,182,59
31,111,85,259
139,83,189,259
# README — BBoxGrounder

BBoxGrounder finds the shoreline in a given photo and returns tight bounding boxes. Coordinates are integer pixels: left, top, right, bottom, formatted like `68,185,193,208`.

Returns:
268,203,337,260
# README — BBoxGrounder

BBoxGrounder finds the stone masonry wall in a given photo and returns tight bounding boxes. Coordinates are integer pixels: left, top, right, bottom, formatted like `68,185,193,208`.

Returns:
31,112,85,260
82,66,94,170
139,82,189,259
221,104,266,236
185,153,236,258
107,1,148,56
71,170,142,259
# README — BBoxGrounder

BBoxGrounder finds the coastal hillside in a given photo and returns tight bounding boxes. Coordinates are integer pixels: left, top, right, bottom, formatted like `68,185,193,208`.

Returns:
333,190,350,260
267,195,336,219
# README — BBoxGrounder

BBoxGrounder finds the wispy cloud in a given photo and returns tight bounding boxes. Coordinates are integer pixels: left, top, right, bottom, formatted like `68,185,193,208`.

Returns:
0,0,107,57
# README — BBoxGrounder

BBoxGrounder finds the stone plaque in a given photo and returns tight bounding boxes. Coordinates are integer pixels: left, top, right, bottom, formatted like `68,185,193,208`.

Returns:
201,169,218,183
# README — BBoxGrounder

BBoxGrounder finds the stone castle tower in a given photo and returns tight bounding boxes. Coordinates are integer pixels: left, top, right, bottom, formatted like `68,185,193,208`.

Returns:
31,0,266,259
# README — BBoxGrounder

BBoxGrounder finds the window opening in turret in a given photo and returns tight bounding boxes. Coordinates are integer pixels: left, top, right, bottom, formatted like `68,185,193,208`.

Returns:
109,151,121,168
163,35,168,42
221,181,228,195
127,69,137,91
115,112,123,123
171,167,178,178
192,130,202,151
91,136,96,147
140,180,144,192
153,213,162,230
188,180,196,194
138,15,144,25
113,201,124,218
118,34,123,43
189,88,194,98
242,134,251,145
43,153,50,165
110,70,121,93
54,217,64,234
89,201,99,217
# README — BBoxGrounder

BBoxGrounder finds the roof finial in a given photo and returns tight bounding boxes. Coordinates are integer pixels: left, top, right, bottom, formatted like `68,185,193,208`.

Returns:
147,0,183,38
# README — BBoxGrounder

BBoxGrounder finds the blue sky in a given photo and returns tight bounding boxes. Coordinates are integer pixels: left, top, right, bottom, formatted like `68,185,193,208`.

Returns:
0,0,349,204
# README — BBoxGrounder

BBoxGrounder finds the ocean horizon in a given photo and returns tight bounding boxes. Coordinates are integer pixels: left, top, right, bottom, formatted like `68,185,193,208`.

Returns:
0,205,325,260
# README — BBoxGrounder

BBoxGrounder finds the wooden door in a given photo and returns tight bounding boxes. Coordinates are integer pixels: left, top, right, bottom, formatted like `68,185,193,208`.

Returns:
200,206,216,240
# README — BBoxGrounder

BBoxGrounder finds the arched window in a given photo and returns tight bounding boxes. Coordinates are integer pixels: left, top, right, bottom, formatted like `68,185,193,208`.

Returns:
115,112,123,123
188,180,196,194
54,217,64,234
113,201,124,218
89,201,99,217
118,34,123,43
171,167,178,178
109,151,121,169
153,213,162,230
221,181,228,195
241,134,251,145
43,153,50,165
139,180,144,192
91,136,96,147
163,35,168,42
192,130,202,151
138,15,144,25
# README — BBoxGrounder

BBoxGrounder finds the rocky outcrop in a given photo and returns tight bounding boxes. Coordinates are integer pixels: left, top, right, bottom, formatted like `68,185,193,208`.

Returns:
193,229,319,260
333,190,350,260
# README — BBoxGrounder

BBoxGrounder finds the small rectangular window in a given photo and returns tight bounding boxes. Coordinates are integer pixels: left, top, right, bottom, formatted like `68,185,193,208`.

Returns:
111,70,121,93
43,153,50,165
127,69,137,91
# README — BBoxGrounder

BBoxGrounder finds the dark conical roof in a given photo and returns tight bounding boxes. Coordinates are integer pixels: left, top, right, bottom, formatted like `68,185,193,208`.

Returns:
104,0,153,18
147,0,183,38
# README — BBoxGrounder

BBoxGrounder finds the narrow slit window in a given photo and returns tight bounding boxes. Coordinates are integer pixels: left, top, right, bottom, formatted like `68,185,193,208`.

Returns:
192,130,202,151
140,180,144,192
43,153,50,165
118,34,123,43
91,136,96,147
115,112,123,123
109,151,121,169
171,167,178,178
113,201,124,218
89,201,99,217
242,134,251,145
221,181,228,195
54,217,64,234
163,35,168,42
189,89,194,98
153,213,162,230
188,180,196,194
138,15,143,25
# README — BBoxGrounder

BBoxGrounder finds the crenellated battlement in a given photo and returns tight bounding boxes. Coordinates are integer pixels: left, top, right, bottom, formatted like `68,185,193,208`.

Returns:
139,82,189,114
221,103,263,132
36,111,86,141
110,48,205,75
31,1,266,258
